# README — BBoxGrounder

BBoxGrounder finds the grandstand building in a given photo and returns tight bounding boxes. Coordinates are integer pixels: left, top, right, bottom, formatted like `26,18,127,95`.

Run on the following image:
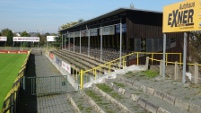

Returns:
59,8,184,65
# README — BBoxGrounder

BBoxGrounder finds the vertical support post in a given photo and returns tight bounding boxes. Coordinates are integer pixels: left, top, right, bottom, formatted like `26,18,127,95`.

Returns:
68,33,70,51
100,27,103,60
23,76,25,90
66,32,68,49
174,61,179,80
80,70,83,90
159,60,163,76
145,57,149,70
162,34,166,78
137,52,139,65
73,36,75,52
151,53,154,64
80,31,81,53
166,54,168,66
119,19,122,67
182,32,187,83
62,34,63,49
179,53,182,66
194,63,198,84
64,34,66,49
94,69,97,80
123,57,126,68
75,69,78,81
88,28,90,56
47,41,48,50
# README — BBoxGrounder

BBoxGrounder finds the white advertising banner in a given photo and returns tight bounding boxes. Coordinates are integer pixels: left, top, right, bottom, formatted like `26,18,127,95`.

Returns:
81,30,87,37
0,36,7,41
101,25,115,35
13,37,40,42
47,36,57,42
74,31,80,37
90,28,98,36
62,61,71,74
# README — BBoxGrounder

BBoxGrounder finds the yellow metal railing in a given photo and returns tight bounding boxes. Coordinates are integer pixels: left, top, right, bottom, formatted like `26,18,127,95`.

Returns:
149,57,201,67
79,52,182,89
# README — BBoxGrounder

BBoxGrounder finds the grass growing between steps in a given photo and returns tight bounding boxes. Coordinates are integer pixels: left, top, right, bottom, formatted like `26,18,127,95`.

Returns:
96,84,122,100
124,70,159,79
85,90,116,113
85,90,103,103
141,70,159,78
113,82,125,88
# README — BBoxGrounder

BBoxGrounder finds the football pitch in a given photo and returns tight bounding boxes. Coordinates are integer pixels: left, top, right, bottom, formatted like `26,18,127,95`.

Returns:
0,54,27,109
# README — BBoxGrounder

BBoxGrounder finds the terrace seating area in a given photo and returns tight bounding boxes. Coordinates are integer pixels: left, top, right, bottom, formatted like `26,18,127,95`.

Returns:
52,49,122,77
67,45,127,61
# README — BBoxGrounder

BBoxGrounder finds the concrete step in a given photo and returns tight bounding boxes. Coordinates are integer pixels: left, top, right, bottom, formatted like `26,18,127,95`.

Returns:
93,84,146,113
115,72,201,113
84,88,122,113
106,79,189,113
53,51,88,70
67,92,96,113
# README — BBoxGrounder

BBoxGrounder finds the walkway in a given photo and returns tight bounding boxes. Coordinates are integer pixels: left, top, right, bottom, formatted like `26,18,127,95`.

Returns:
18,52,75,113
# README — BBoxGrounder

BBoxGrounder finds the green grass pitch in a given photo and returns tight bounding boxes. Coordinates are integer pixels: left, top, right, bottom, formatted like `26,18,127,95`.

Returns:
0,54,27,109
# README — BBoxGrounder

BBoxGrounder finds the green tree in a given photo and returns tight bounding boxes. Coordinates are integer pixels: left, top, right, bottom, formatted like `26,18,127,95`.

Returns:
21,31,30,37
61,19,84,30
55,36,62,49
20,31,30,47
1,28,13,46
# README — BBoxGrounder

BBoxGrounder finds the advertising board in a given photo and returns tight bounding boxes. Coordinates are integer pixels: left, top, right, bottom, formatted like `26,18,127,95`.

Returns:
61,61,71,74
116,24,127,33
0,36,7,41
47,36,57,42
90,28,98,36
163,0,201,32
13,37,40,42
101,25,115,35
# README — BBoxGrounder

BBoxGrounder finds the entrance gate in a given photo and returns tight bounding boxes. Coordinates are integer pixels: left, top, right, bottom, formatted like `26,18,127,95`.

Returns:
26,75,68,96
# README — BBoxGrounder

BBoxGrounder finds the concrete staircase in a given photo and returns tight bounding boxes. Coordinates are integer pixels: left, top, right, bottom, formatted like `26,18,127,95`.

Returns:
64,69,201,113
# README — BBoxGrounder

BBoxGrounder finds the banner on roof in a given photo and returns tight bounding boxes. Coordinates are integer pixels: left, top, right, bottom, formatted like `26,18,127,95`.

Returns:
163,0,201,32
116,24,127,33
13,37,40,42
101,25,115,35
70,32,75,38
81,30,87,37
0,36,7,41
74,31,80,37
47,36,57,42
90,28,98,36
62,61,71,74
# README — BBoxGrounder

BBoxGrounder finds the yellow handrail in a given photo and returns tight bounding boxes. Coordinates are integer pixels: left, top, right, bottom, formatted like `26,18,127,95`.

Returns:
149,57,201,67
79,51,182,89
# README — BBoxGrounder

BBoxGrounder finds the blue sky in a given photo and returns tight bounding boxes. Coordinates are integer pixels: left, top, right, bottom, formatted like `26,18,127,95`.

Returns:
0,0,183,33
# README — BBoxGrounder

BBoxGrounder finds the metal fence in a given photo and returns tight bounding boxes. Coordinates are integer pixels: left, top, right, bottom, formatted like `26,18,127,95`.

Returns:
26,75,68,96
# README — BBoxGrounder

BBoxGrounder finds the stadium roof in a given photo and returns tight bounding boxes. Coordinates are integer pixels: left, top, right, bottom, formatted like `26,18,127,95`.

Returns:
60,8,162,32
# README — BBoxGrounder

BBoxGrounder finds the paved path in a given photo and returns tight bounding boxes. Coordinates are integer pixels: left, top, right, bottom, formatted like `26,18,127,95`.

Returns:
18,52,75,113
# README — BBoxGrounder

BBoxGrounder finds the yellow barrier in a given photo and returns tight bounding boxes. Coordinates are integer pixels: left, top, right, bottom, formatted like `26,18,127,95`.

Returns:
149,57,201,67
79,51,182,89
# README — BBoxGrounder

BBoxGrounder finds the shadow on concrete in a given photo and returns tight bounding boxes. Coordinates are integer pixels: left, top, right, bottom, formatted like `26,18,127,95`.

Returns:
18,53,37,113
